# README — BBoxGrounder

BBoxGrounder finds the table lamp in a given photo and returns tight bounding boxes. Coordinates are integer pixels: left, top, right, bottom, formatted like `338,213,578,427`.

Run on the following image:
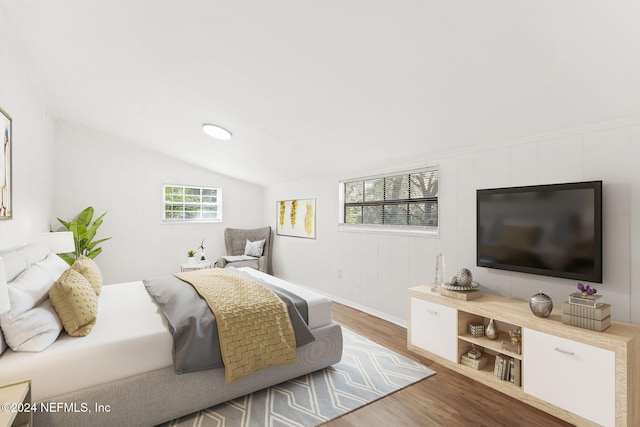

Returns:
41,231,75,254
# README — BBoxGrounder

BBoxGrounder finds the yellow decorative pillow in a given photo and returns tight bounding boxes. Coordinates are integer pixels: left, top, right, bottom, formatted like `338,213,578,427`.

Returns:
49,269,98,337
71,255,103,296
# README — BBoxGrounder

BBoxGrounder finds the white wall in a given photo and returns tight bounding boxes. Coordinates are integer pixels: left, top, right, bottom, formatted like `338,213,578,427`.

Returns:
54,121,265,284
0,9,56,250
264,118,640,325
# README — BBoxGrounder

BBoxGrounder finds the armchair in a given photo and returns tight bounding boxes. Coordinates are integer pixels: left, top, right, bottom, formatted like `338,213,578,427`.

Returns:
214,226,272,273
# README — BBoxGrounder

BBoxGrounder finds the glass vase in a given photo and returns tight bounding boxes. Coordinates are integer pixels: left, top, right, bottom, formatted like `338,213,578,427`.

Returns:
434,253,445,285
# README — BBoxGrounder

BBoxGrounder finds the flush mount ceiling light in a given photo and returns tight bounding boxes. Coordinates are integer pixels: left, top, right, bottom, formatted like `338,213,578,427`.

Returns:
202,123,232,140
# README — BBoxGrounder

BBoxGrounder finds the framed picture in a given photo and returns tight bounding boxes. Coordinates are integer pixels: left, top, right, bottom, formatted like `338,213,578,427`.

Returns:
276,198,316,239
0,107,11,220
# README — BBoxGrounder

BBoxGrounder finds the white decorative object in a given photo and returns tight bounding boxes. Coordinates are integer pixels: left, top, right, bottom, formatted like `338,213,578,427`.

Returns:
432,253,446,292
434,253,445,286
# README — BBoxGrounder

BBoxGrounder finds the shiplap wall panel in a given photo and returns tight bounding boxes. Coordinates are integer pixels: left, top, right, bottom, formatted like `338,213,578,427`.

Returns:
266,118,640,326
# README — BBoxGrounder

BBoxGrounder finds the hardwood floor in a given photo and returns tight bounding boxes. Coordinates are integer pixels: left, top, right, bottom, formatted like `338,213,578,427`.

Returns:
323,302,574,427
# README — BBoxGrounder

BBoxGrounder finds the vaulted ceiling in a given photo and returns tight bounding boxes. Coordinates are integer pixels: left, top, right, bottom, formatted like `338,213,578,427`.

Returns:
2,1,639,185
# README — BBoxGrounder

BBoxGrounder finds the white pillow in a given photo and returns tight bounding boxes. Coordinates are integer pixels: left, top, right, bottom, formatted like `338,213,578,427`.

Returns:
0,299,62,351
0,243,49,282
0,265,63,352
244,239,265,257
0,251,28,282
35,253,69,282
16,243,49,266
4,265,52,316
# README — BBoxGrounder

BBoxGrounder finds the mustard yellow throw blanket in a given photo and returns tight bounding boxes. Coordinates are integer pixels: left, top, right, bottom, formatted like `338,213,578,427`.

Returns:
175,268,297,383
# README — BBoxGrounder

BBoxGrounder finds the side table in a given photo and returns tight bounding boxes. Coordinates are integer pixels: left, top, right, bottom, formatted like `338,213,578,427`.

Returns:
180,261,212,272
0,380,31,427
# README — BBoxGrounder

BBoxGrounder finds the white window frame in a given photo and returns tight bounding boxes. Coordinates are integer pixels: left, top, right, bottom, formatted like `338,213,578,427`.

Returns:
338,167,439,237
162,184,222,223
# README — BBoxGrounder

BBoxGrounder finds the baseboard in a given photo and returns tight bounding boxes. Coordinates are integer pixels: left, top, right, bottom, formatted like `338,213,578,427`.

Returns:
271,274,407,328
324,293,407,328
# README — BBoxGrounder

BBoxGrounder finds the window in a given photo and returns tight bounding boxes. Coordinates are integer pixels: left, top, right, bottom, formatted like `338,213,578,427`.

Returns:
339,168,438,233
163,184,221,222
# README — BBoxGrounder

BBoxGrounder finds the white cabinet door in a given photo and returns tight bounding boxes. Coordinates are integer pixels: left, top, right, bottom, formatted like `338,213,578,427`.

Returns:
523,328,615,427
410,298,457,362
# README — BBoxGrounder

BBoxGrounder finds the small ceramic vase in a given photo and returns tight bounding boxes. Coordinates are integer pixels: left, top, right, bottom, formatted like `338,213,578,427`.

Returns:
486,318,499,340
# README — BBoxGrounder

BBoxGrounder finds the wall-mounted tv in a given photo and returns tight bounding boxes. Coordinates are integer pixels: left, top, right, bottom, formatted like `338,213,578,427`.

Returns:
477,181,602,283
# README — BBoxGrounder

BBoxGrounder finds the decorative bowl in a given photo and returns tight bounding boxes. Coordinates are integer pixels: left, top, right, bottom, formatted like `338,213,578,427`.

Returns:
440,281,480,291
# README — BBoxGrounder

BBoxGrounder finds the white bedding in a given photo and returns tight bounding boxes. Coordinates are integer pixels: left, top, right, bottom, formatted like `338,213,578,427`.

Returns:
240,268,332,329
0,269,333,402
0,281,173,401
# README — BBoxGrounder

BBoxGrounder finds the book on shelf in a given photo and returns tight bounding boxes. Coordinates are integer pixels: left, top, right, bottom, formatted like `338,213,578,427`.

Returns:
494,354,519,384
512,358,521,387
562,301,610,320
562,312,611,332
494,355,508,380
460,354,488,370
502,356,511,381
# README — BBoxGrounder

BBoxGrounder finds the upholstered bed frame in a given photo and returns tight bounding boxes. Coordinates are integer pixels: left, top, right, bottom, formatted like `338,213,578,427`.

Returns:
37,323,342,426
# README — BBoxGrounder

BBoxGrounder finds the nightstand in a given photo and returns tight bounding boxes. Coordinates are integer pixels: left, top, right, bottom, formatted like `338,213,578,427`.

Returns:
180,261,212,272
0,380,32,427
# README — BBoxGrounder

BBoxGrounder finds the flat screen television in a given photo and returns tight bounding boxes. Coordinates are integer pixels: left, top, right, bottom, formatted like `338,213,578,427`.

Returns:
477,181,602,283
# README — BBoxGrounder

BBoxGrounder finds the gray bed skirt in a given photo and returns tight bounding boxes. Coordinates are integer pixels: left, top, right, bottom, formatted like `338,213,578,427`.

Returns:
35,322,343,427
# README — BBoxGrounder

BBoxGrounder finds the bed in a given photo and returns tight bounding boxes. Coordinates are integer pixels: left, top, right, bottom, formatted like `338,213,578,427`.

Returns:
0,244,343,426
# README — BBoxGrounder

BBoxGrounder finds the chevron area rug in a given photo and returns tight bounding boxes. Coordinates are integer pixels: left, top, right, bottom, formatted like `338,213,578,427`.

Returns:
161,327,435,427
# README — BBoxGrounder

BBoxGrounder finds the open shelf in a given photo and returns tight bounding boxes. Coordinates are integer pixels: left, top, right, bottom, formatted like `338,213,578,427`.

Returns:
456,352,522,389
459,332,523,360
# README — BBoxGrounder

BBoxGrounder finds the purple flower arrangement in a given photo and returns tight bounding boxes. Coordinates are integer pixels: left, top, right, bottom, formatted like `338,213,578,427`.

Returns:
577,283,597,297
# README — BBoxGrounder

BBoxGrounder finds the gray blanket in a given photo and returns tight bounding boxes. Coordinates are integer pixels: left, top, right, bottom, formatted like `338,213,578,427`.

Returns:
143,268,315,374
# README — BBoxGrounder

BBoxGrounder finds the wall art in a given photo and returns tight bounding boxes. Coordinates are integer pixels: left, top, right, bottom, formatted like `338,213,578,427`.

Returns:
0,107,12,220
276,198,316,239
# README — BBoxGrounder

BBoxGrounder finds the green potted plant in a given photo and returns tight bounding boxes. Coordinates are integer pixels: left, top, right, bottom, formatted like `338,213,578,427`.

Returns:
57,206,111,266
187,249,197,264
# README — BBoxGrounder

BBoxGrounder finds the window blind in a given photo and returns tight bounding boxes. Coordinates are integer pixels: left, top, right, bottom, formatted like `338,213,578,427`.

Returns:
342,169,438,228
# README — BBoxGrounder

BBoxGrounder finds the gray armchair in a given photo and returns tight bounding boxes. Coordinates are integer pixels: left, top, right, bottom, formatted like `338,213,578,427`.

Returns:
214,226,272,273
